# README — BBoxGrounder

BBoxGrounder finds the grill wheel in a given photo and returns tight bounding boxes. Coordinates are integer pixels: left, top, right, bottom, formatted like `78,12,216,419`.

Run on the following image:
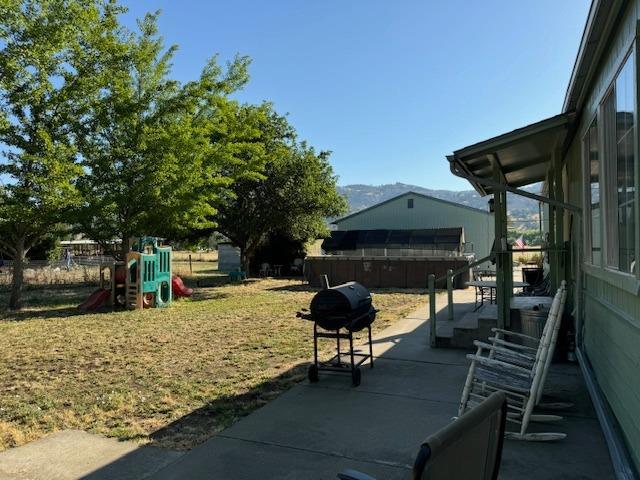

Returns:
351,368,361,386
308,364,319,383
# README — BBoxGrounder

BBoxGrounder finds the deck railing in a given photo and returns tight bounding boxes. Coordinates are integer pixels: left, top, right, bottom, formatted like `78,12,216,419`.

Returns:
428,253,495,346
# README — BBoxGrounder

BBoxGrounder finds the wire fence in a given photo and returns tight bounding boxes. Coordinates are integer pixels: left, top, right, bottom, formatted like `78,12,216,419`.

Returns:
0,261,102,288
0,254,218,289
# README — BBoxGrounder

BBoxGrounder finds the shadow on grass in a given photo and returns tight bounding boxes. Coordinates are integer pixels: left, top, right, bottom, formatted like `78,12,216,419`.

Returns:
191,277,261,288
148,363,308,451
187,291,231,302
0,303,122,321
266,282,427,296
0,286,101,320
264,281,316,293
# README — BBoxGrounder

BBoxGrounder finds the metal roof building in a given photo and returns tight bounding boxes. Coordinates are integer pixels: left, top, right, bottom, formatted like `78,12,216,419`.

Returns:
332,191,494,261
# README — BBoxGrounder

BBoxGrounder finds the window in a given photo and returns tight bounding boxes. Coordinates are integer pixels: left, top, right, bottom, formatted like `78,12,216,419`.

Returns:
601,52,637,274
583,118,601,265
407,198,414,209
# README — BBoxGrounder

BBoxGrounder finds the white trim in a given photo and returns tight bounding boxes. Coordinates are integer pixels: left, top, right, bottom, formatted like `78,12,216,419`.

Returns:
583,263,640,296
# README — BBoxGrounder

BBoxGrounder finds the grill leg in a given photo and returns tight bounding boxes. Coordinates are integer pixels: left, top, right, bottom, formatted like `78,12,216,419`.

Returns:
313,323,318,367
336,330,341,365
349,331,355,373
368,325,374,368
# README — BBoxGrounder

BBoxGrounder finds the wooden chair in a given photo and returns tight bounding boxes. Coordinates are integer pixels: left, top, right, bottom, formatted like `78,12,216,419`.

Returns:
488,284,568,408
337,392,507,480
459,282,567,441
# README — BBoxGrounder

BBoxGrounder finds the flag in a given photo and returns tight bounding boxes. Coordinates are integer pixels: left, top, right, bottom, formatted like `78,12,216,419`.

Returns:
514,235,525,249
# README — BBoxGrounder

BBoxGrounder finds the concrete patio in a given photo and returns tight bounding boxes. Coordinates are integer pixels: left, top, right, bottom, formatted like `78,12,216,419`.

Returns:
150,293,614,480
0,292,616,479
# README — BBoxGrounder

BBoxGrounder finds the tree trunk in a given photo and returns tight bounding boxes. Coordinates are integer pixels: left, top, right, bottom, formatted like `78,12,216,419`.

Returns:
9,237,26,310
241,241,260,277
120,235,131,261
240,247,251,276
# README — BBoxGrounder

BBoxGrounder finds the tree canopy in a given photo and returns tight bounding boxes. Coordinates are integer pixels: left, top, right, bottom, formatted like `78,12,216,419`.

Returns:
0,1,347,308
214,107,347,272
0,0,122,308
74,12,258,258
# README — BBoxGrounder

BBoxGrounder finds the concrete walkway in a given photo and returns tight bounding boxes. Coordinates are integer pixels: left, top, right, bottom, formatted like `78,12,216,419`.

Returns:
0,292,616,479
149,295,614,480
0,430,182,480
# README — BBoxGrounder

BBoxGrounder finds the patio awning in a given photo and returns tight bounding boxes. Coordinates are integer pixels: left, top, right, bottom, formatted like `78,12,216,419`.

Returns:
447,112,574,196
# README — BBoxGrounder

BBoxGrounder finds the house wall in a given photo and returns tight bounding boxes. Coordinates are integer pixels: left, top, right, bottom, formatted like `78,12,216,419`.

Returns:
334,194,494,261
564,1,640,468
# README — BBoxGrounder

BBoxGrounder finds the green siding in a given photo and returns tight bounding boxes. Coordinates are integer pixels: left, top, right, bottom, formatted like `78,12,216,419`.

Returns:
564,0,640,469
334,193,494,261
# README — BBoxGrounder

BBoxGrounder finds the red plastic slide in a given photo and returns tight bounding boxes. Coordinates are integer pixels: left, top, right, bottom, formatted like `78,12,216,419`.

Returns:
172,275,193,298
78,288,110,311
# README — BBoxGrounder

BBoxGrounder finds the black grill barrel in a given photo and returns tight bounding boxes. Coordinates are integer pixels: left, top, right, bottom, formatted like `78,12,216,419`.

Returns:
309,281,375,331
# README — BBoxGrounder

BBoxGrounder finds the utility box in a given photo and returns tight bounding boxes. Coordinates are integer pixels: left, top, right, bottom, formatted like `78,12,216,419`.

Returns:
218,242,241,271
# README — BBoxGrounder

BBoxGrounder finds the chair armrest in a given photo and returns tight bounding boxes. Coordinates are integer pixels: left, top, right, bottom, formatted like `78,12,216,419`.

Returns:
491,328,539,343
473,341,536,363
489,337,538,354
337,469,378,480
466,353,533,376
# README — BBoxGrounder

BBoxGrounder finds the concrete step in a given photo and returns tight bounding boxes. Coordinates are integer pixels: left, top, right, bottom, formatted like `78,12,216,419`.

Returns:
436,304,500,349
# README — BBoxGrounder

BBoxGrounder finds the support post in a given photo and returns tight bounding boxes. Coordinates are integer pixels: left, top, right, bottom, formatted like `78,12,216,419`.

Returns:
429,274,436,346
504,195,513,327
548,188,557,291
554,149,565,289
447,269,454,320
492,156,509,330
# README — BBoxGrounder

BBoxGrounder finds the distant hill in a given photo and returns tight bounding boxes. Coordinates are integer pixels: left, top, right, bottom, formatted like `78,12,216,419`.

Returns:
337,182,542,230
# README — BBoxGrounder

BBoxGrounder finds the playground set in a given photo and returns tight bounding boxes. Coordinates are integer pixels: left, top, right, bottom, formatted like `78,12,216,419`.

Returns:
78,237,193,311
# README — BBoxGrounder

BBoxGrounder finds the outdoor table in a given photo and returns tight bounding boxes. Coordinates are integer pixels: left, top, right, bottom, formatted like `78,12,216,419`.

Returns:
273,265,283,277
466,280,529,310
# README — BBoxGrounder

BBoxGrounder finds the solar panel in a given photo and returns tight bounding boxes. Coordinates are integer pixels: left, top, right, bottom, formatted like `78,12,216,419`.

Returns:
322,228,463,251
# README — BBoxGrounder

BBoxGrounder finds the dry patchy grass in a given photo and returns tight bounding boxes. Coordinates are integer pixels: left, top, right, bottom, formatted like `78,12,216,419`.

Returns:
0,279,425,451
171,250,218,262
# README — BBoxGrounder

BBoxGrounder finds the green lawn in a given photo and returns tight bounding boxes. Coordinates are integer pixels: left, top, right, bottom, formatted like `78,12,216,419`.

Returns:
0,277,426,451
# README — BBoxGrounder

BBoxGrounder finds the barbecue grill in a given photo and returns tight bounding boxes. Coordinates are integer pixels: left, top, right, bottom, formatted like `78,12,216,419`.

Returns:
298,281,377,386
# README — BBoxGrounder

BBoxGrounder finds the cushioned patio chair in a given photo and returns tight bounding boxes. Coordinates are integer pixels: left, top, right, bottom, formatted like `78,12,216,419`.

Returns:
337,392,507,480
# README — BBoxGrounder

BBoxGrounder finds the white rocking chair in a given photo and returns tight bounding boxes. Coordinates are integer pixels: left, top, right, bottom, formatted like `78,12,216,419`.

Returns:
459,281,567,442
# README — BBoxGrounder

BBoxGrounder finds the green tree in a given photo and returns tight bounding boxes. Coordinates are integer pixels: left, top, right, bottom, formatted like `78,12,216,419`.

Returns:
215,111,348,273
75,11,256,258
0,0,122,309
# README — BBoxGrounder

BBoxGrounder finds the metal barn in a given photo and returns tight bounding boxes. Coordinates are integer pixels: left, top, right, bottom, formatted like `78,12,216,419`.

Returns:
332,191,494,261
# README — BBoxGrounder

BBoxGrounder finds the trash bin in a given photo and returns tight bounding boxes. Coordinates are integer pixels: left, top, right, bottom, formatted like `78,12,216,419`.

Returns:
520,308,549,348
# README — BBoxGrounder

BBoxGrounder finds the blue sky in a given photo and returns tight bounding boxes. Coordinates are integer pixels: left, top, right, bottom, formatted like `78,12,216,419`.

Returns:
120,1,590,190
